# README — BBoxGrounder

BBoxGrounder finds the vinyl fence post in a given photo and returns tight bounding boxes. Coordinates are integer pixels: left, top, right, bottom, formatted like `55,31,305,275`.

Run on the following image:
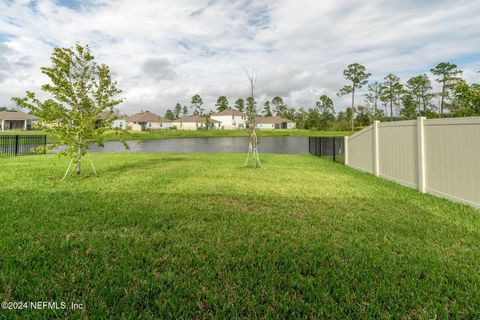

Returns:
417,117,426,193
373,121,380,177
344,136,349,166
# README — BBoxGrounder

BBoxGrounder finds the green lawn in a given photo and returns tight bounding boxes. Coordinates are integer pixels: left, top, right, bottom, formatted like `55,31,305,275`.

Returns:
0,153,479,318
2,128,351,144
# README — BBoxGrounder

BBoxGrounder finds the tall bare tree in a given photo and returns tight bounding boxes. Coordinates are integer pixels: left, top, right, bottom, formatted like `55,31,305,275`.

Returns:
243,70,261,168
338,63,371,131
365,81,381,120
431,62,463,117
380,73,403,121
405,74,434,116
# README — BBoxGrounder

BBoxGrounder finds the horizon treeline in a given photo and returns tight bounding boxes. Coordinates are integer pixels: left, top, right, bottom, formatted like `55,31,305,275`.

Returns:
163,61,480,131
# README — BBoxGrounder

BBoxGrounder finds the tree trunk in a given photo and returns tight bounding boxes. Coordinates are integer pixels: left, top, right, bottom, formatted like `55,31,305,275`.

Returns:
374,98,377,121
76,146,81,176
76,134,82,176
390,100,393,121
351,87,355,131
440,81,445,117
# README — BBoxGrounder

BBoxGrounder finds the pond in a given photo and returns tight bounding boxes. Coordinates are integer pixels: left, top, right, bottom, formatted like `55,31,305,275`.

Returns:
51,136,309,154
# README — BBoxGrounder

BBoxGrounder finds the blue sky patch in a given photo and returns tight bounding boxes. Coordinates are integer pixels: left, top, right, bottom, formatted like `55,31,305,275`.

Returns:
56,0,82,10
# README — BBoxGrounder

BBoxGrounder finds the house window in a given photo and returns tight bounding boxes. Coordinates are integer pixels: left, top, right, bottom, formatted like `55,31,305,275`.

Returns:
149,123,152,128
232,115,234,119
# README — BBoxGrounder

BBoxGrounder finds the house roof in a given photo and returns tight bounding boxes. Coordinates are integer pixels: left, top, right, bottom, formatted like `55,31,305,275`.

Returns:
97,111,127,120
127,111,169,123
176,115,221,123
256,116,295,124
0,110,40,121
211,109,246,116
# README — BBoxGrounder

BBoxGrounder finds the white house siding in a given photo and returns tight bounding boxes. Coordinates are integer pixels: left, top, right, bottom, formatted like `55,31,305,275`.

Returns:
146,122,161,130
255,122,296,129
172,121,220,130
256,123,275,129
127,122,142,131
210,115,247,129
174,121,198,130
127,121,172,131
112,119,127,129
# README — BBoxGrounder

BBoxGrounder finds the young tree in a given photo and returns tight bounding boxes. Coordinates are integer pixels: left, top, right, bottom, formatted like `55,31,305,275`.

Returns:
365,81,381,120
405,74,434,116
243,71,261,168
215,96,229,112
272,96,286,116
304,108,320,130
174,103,182,119
315,95,335,130
165,109,175,120
190,94,204,115
334,107,353,131
203,115,211,130
262,100,273,116
285,107,296,121
400,94,418,119
337,63,371,131
380,73,403,121
182,105,189,116
452,81,480,116
12,43,125,177
431,62,463,117
355,105,373,127
234,98,245,112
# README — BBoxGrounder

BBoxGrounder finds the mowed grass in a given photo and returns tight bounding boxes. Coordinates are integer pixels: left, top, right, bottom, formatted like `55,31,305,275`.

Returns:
3,128,351,144
0,153,479,318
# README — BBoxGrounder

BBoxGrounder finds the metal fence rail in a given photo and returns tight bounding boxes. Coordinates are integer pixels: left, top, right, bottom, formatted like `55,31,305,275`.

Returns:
0,135,47,158
308,136,345,164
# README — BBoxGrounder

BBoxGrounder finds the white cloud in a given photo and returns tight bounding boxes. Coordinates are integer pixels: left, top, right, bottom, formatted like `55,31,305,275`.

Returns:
0,0,479,114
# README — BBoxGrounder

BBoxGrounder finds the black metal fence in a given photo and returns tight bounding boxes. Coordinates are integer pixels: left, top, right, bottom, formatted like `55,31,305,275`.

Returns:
309,136,345,164
0,135,47,158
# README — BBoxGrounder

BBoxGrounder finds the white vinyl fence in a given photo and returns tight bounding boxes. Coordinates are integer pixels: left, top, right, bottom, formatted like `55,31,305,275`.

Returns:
345,117,480,209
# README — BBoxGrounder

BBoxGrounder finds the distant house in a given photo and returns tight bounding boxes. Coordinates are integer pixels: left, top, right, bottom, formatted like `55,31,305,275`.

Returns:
96,111,128,130
256,116,296,129
112,115,128,130
210,109,247,130
127,111,171,131
0,110,40,131
171,115,221,130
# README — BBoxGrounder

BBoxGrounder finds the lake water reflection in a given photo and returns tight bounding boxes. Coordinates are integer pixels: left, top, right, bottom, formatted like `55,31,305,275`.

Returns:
52,136,310,154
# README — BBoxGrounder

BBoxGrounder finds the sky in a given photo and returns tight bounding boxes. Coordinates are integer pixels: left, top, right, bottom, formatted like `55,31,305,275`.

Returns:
0,0,480,115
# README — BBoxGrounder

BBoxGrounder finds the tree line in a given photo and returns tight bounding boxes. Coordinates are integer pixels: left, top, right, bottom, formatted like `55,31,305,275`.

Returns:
335,62,479,131
164,62,480,131
163,94,291,121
